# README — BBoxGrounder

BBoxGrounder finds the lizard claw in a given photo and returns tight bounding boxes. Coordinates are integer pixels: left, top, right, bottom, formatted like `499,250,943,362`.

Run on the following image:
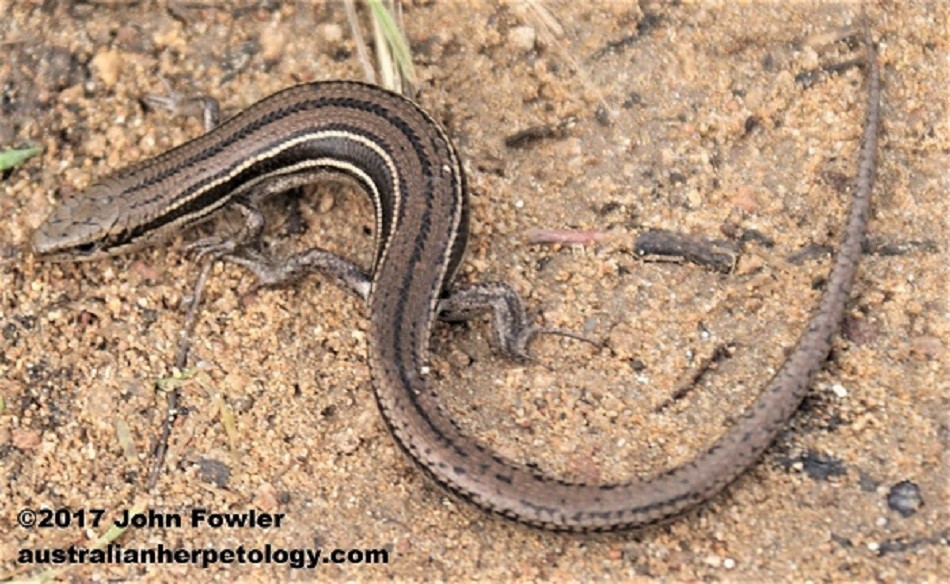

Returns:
186,236,237,264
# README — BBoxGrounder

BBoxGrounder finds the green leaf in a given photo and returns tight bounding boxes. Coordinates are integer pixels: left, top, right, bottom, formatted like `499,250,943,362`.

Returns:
0,147,41,171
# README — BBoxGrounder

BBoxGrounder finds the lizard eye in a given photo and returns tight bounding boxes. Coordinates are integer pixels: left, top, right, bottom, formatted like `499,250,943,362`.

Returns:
75,242,98,255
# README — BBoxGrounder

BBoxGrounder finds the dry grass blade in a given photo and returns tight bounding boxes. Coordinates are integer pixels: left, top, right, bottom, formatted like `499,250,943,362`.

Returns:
344,0,378,84
370,1,398,91
515,0,613,118
366,0,417,94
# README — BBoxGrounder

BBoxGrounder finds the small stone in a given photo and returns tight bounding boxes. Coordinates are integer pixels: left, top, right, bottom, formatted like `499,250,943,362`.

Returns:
799,450,846,481
686,188,702,208
735,252,765,276
91,48,123,88
886,480,923,517
447,349,472,369
153,22,184,50
12,428,42,450
317,191,335,213
255,482,280,512
508,26,536,51
320,23,344,44
909,336,942,360
830,383,847,398
394,538,412,554
842,314,878,345
260,24,288,62
196,458,231,488
731,186,761,214
332,430,360,455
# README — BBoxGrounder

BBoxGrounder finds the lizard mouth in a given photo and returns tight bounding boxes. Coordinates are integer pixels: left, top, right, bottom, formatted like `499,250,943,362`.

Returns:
35,240,108,263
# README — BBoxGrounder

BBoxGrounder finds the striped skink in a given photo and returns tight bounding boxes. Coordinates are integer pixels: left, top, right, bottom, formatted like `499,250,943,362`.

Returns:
32,30,880,531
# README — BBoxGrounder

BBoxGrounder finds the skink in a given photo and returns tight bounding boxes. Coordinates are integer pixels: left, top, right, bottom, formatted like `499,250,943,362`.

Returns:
33,31,880,531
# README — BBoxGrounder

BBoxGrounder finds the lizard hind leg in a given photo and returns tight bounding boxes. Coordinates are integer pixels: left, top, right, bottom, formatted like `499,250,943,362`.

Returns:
437,282,600,363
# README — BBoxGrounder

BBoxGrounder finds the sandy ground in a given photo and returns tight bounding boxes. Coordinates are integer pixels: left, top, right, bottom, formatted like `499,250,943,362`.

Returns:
1,1,946,581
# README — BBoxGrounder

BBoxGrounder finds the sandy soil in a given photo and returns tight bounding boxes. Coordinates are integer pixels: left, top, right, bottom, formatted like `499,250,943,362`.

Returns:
1,1,946,581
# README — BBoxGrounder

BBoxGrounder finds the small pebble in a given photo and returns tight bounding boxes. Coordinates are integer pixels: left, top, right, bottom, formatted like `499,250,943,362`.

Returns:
508,26,536,51
318,191,335,213
196,458,231,488
255,482,280,512
260,24,288,62
886,480,924,517
320,23,344,44
91,48,123,88
332,430,361,455
448,349,472,369
12,428,42,450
